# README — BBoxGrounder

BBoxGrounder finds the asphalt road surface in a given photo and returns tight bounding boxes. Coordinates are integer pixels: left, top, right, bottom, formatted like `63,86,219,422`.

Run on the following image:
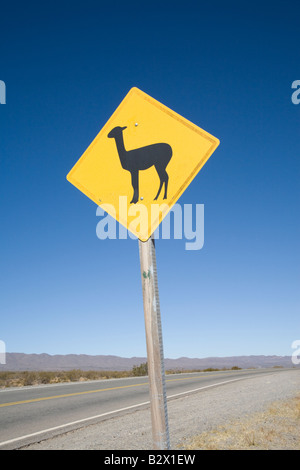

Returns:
0,368,295,449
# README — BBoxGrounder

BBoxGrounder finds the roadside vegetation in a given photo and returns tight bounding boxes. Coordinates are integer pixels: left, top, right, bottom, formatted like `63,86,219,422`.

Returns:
184,394,300,450
0,370,131,388
0,364,261,388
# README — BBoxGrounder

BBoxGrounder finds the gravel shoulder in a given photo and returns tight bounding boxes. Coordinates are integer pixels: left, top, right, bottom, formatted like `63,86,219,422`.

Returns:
21,369,299,450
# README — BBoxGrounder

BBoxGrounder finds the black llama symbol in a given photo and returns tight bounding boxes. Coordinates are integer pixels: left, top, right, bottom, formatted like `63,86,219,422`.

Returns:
107,126,173,204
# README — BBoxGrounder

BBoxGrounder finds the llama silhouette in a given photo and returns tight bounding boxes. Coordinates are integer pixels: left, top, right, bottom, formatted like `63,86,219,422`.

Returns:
107,126,173,204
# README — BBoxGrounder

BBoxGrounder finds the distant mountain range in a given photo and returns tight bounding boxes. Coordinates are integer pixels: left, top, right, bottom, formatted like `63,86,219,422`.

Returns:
0,353,297,371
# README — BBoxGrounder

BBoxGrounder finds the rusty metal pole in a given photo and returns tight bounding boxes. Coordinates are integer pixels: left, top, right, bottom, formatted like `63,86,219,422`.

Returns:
138,234,170,450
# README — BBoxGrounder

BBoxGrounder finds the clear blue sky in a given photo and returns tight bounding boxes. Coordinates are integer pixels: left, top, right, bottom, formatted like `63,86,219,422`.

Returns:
1,0,299,359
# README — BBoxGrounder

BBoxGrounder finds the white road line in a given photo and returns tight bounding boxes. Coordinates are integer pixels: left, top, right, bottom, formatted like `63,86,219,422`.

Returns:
167,376,250,399
0,376,249,448
0,401,150,448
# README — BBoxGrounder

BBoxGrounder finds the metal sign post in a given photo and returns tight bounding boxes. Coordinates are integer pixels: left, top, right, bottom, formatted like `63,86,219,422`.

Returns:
139,235,170,450
66,86,220,451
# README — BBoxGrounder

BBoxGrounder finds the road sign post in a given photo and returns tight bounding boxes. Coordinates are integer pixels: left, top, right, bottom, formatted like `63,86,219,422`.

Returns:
67,87,220,450
139,234,170,450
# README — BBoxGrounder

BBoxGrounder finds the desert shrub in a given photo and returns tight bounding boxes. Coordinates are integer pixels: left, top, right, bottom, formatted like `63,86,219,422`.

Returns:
22,371,39,386
132,362,148,376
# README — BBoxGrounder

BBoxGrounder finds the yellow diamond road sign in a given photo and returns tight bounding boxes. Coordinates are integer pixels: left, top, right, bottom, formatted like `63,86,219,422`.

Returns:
67,87,220,241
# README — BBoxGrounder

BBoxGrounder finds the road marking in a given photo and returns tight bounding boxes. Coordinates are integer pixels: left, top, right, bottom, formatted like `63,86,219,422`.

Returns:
0,401,151,448
168,377,246,399
0,376,249,448
0,381,149,408
0,372,244,408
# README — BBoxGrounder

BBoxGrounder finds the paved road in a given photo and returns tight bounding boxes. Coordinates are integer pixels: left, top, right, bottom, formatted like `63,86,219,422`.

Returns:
0,368,290,449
